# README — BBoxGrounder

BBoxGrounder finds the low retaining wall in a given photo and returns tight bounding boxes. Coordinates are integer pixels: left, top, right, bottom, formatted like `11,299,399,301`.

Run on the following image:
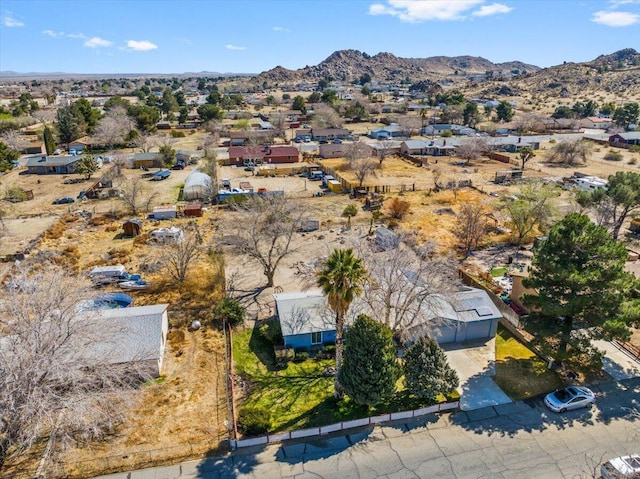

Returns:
230,400,459,450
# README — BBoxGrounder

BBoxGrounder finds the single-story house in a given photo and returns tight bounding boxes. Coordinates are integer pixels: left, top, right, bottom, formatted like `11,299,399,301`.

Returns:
311,128,351,142
273,291,336,350
581,116,613,130
487,136,540,152
369,123,406,140
319,143,347,159
609,132,640,147
25,155,80,174
175,150,201,164
69,135,93,153
405,287,502,345
228,146,266,165
400,139,457,157
265,146,300,164
133,153,162,169
229,130,276,146
23,141,46,155
421,124,476,137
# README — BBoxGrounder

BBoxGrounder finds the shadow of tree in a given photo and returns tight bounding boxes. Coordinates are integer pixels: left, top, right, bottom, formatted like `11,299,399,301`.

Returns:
247,321,276,371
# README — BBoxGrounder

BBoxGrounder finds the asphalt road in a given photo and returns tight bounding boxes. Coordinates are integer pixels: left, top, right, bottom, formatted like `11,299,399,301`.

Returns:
98,378,639,479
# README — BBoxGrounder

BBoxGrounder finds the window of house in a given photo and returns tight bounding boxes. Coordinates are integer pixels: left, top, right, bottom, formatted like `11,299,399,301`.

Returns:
311,331,322,345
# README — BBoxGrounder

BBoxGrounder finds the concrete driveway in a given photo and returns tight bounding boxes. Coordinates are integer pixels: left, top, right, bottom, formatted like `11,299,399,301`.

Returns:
593,340,640,380
442,338,512,411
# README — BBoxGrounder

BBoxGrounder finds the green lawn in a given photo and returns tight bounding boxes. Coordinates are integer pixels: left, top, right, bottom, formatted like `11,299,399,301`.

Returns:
494,325,564,400
491,266,508,277
233,325,459,433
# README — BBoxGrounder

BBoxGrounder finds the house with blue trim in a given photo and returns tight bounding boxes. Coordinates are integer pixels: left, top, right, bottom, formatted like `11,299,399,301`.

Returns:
273,291,336,350
369,123,406,140
25,155,81,175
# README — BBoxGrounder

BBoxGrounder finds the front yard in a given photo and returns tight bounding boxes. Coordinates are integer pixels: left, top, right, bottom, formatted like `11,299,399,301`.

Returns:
232,322,460,435
494,325,564,400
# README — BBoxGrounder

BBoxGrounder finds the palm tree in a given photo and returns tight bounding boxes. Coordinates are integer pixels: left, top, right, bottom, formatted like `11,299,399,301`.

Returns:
317,248,368,399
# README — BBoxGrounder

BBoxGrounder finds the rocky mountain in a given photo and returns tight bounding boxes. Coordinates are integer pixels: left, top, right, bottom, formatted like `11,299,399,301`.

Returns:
255,49,540,84
507,48,640,98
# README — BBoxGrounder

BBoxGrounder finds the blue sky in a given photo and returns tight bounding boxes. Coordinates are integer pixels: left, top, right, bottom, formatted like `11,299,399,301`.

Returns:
1,0,639,74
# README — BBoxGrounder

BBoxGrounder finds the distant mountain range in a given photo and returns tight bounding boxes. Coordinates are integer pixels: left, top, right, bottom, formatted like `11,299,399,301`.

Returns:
0,71,252,79
256,49,541,83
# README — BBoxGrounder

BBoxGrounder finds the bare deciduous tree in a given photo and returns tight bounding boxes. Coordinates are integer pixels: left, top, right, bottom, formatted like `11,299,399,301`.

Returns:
229,195,302,287
0,264,150,469
31,109,56,125
376,139,396,167
548,140,592,166
154,224,204,283
455,137,490,165
201,137,219,201
132,132,160,153
454,203,489,254
94,106,134,149
119,177,158,215
0,130,29,152
312,104,343,129
353,238,459,342
352,158,377,188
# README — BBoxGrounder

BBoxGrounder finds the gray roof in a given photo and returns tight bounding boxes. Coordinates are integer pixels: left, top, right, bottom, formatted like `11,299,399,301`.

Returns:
617,132,640,140
83,304,169,364
426,288,502,323
25,155,79,167
403,140,431,149
273,291,333,336
132,153,159,161
184,171,212,190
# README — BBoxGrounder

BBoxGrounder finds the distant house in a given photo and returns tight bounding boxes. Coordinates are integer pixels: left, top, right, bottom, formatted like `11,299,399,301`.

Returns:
229,130,275,146
69,135,93,153
369,123,406,140
487,136,540,153
133,153,162,169
23,141,46,155
405,288,502,345
152,205,177,220
25,155,80,174
311,128,350,142
421,124,475,137
319,143,348,159
265,146,300,164
401,139,457,157
609,132,640,147
273,291,336,350
581,116,612,130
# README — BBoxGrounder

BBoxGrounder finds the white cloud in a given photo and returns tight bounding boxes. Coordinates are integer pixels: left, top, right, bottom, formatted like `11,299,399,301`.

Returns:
84,37,112,48
225,44,246,50
42,29,63,37
273,26,291,32
368,0,485,22
126,40,158,51
2,14,24,27
592,10,640,26
66,32,87,39
472,3,513,16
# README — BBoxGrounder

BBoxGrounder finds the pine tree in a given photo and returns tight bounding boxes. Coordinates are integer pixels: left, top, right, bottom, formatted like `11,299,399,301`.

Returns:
339,314,399,407
43,125,55,155
403,336,459,403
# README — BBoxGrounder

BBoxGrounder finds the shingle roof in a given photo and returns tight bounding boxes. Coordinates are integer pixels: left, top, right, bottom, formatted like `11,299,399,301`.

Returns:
25,155,79,167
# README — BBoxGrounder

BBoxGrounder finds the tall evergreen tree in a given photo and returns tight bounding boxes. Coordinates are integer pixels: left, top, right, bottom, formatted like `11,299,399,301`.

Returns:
403,336,459,403
43,126,56,155
340,314,399,407
523,213,640,366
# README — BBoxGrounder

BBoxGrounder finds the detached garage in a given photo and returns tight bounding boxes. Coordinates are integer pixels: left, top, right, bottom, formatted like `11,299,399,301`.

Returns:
407,288,502,345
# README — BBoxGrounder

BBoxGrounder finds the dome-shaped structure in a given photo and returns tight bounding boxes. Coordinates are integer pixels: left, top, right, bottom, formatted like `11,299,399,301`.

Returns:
183,171,212,201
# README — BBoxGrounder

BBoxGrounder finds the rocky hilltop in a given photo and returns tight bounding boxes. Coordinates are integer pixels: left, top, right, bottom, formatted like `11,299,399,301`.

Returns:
256,49,540,83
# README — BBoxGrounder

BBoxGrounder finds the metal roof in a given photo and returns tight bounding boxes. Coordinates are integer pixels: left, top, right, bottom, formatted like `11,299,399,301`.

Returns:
273,291,333,336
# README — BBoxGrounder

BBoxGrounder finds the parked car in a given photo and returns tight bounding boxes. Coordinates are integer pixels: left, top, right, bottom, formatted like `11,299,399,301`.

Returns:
171,161,185,170
601,454,640,478
332,138,343,144
52,197,75,205
543,386,595,413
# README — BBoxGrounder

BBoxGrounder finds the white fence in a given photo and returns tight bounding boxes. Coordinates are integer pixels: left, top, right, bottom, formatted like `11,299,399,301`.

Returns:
230,400,459,449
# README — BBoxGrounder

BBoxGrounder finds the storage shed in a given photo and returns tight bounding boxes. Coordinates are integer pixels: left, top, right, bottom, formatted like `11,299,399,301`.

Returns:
183,171,212,201
184,204,203,217
152,205,177,220
122,219,142,237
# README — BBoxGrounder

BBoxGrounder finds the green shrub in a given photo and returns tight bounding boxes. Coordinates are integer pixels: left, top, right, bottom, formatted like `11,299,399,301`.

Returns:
259,318,283,345
323,344,336,358
604,150,623,162
629,145,640,153
171,130,186,138
629,158,638,165
213,297,245,327
237,406,271,436
549,139,556,144
293,350,309,362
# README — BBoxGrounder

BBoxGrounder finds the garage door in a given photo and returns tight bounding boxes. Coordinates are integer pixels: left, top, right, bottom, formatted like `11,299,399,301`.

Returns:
432,323,457,344
461,320,490,341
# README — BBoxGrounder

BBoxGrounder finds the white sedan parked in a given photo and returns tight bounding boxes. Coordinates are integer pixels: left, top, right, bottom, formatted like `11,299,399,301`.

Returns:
544,386,596,413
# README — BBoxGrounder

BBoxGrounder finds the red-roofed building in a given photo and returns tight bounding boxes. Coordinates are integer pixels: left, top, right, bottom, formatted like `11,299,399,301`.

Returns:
227,145,300,165
265,146,300,164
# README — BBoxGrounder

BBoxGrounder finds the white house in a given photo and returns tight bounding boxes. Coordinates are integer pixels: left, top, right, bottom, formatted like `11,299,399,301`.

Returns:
581,116,613,130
